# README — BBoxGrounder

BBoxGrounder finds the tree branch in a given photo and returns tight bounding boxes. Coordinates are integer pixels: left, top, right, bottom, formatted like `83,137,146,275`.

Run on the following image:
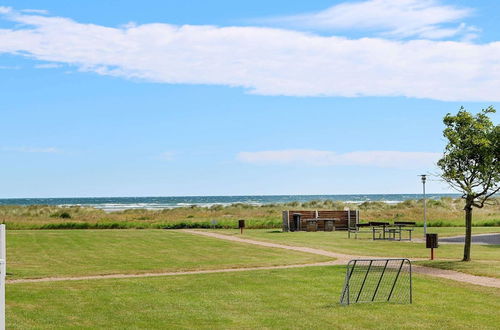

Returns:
476,186,500,208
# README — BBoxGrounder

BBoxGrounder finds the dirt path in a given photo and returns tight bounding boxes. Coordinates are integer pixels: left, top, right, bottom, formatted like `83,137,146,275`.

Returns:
182,230,500,288
8,230,499,288
7,261,337,284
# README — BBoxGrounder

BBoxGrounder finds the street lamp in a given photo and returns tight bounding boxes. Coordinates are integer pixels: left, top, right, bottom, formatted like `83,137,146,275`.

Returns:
420,174,427,237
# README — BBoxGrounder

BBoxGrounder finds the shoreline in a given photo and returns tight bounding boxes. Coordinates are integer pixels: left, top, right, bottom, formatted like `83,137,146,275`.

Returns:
0,193,463,212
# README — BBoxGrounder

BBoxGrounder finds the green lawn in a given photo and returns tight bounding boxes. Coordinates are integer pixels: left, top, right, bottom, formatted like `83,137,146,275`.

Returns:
416,258,500,279
7,230,330,279
7,266,500,329
212,228,500,277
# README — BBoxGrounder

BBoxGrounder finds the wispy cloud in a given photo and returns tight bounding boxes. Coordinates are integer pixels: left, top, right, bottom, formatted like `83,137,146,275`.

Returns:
238,150,441,169
2,146,61,153
0,65,20,69
34,63,62,69
160,151,175,161
20,9,49,15
0,8,498,101
258,0,477,40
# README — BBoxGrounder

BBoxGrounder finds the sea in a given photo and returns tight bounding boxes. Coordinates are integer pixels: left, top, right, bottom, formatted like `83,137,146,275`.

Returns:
0,194,460,212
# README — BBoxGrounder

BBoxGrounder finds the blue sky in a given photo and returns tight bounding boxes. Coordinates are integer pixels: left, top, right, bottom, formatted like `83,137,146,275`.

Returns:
0,0,499,198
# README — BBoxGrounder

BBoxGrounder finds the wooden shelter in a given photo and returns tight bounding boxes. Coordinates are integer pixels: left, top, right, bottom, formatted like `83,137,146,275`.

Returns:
282,210,359,232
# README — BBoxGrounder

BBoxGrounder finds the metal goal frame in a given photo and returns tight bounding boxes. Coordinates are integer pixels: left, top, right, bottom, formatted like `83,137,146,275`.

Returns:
340,258,412,305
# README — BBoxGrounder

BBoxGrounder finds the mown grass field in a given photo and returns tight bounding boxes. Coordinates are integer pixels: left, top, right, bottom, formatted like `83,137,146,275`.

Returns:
6,229,500,329
7,230,330,279
8,266,500,329
214,228,500,278
1,197,499,229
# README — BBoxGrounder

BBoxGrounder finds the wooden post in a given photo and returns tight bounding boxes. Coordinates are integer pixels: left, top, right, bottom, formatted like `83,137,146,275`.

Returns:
238,220,245,234
282,211,289,232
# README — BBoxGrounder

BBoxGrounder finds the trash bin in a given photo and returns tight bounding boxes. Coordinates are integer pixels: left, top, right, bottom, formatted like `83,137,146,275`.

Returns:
306,220,318,232
426,233,438,260
324,220,335,232
426,233,438,248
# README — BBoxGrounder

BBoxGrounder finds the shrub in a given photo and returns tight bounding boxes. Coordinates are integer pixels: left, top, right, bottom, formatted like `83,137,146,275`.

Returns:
209,204,224,211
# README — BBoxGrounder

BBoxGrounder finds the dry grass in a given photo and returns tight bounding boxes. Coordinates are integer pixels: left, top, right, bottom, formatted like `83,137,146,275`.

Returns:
0,197,498,229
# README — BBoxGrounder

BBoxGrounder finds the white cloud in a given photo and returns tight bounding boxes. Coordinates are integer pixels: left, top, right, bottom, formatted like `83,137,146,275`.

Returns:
20,9,49,15
34,63,62,69
0,7,11,14
260,0,477,40
3,147,61,153
0,8,499,101
237,150,441,169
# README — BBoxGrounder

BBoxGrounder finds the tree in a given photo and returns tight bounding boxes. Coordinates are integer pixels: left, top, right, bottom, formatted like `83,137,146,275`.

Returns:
437,106,499,261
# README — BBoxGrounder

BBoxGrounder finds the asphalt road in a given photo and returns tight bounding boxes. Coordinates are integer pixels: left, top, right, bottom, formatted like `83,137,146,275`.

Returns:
439,233,500,245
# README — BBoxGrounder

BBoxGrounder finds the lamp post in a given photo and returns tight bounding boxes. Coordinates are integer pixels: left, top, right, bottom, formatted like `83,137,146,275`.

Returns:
420,175,427,237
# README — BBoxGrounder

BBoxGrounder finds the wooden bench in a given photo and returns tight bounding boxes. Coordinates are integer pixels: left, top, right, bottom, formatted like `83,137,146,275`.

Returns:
348,223,372,239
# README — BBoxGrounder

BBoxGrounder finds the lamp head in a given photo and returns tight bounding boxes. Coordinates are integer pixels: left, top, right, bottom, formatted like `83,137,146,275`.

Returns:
420,174,427,183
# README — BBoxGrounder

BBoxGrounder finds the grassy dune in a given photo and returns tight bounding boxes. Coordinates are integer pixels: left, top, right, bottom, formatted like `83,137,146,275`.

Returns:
0,197,499,229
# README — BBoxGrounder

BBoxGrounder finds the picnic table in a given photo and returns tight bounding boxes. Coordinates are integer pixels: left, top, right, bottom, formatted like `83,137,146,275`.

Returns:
348,221,415,241
369,222,390,240
391,221,415,241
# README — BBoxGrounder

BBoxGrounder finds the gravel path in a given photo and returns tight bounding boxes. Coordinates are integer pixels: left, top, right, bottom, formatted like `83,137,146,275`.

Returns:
8,230,499,288
183,230,500,288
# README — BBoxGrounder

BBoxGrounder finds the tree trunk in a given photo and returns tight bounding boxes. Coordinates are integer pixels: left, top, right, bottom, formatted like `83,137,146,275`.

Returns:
463,203,473,262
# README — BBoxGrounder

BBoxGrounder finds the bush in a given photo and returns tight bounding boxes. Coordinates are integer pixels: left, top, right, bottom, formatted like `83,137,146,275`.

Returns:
50,212,72,219
60,212,71,219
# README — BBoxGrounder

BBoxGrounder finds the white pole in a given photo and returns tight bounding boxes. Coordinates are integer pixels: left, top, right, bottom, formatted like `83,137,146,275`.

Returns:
421,175,427,238
0,224,5,330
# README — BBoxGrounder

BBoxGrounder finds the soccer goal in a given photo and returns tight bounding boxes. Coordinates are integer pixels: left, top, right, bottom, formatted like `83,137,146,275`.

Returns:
340,258,412,305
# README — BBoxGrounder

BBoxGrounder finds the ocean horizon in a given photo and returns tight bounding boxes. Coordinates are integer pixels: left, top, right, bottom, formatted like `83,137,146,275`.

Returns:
0,193,461,212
